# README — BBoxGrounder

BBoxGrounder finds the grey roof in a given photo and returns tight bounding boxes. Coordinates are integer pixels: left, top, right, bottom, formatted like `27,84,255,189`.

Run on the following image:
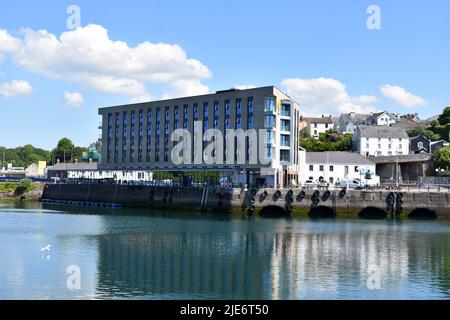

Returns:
356,125,409,139
305,152,375,165
392,118,422,130
370,153,433,164
47,162,98,171
339,113,370,123
304,117,333,124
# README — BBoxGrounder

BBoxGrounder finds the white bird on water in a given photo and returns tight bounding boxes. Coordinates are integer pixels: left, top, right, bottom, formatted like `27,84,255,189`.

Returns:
41,245,52,252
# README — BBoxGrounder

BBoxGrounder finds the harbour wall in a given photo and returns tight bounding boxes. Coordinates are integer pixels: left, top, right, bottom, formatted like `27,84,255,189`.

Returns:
41,183,450,218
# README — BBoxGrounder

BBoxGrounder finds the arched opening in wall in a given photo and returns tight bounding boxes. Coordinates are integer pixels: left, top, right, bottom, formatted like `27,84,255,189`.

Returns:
259,205,289,218
359,207,387,219
409,208,437,219
309,206,335,219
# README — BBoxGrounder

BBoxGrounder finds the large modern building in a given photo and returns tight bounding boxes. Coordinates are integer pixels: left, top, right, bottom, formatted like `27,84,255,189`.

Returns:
98,86,301,188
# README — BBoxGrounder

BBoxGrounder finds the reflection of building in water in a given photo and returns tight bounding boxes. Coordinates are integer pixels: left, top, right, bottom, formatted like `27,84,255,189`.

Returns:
97,232,270,299
96,220,450,299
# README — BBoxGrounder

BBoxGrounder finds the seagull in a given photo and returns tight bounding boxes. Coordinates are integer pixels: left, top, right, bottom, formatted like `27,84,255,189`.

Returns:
41,245,52,252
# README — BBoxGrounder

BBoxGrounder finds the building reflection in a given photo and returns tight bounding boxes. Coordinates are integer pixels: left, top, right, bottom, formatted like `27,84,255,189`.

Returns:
95,220,450,299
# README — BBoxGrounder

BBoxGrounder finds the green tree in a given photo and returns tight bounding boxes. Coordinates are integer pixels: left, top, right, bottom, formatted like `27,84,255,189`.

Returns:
438,107,450,126
407,126,441,141
434,147,450,170
300,131,353,152
53,138,87,163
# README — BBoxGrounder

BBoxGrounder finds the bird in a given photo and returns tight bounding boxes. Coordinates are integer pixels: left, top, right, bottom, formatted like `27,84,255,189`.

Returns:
41,245,52,252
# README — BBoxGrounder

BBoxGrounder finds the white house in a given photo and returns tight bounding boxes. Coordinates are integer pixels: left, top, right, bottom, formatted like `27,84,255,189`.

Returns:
299,151,379,186
301,116,334,139
353,125,410,157
366,111,397,126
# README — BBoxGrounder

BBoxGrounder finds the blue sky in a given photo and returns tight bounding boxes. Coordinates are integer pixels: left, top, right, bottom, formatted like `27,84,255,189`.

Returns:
0,0,449,149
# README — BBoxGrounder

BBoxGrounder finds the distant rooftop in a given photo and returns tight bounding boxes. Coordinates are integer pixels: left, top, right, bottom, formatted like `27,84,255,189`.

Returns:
305,152,375,165
357,125,409,139
48,162,98,171
303,116,334,124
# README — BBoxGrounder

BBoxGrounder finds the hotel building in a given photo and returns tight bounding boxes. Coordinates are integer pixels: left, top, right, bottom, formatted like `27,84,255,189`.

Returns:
98,86,301,187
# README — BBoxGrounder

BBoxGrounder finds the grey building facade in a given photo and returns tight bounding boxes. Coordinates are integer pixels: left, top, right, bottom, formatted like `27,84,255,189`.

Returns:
98,86,301,187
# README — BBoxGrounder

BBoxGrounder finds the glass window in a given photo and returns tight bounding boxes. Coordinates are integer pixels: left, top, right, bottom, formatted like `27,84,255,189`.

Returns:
266,131,274,144
281,104,290,117
236,99,242,115
225,100,231,116
265,98,275,112
329,165,334,172
203,102,209,117
280,150,290,162
319,165,324,171
309,165,314,171
265,115,275,128
247,97,254,114
281,119,290,132
280,135,290,147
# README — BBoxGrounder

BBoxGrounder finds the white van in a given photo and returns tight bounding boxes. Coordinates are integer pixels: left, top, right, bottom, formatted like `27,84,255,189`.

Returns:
336,179,366,189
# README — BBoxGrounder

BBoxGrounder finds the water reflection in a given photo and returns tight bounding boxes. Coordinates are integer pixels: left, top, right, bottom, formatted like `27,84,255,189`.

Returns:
0,202,450,299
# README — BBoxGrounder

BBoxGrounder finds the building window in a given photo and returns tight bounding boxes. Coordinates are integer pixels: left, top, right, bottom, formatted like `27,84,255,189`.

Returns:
281,104,290,117
355,166,359,173
280,150,290,162
280,135,290,147
214,101,220,118
265,115,275,128
266,130,274,145
319,165,324,172
265,98,275,113
309,165,314,171
329,165,334,172
247,97,254,114
193,103,199,121
281,119,290,132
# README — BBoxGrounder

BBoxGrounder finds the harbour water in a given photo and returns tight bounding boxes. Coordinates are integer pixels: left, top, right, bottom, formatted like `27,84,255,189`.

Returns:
0,201,450,300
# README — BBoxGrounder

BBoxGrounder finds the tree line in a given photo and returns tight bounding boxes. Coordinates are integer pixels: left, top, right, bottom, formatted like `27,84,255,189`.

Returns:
0,138,100,168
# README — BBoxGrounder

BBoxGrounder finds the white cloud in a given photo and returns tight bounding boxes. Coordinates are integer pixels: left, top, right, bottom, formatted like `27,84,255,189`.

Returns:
233,85,257,90
380,84,426,108
0,29,21,52
281,77,378,116
0,80,32,97
64,91,84,108
0,24,211,98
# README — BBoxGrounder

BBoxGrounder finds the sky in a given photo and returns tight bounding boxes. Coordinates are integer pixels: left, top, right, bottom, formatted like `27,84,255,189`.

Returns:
0,0,449,149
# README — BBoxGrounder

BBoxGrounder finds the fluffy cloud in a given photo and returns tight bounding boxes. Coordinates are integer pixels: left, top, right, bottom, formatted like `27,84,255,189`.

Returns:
0,30,21,52
0,24,211,99
380,84,426,108
0,80,32,97
64,92,84,108
281,78,378,116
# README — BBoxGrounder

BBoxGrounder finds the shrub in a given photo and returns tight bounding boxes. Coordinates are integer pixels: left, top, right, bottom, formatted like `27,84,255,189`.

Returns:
14,179,34,195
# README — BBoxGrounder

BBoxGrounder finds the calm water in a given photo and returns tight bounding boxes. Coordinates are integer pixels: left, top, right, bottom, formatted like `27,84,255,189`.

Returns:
0,201,450,300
